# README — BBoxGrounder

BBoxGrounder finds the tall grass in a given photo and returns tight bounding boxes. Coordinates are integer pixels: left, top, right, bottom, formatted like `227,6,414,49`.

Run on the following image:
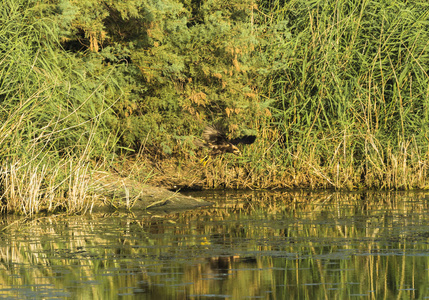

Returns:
250,0,429,189
3,0,429,201
137,1,429,190
0,0,118,214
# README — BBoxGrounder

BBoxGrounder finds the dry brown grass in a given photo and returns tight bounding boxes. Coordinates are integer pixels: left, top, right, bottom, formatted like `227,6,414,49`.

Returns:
123,126,429,191
0,158,96,215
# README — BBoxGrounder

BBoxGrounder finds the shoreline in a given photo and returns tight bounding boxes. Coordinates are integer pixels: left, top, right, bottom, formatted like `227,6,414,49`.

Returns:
89,171,213,214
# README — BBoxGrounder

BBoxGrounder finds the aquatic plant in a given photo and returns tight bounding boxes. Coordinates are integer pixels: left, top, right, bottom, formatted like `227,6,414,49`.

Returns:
2,0,429,217
0,0,118,214
149,0,429,190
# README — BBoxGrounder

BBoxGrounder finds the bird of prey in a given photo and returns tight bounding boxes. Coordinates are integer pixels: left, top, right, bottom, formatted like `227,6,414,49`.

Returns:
197,125,256,156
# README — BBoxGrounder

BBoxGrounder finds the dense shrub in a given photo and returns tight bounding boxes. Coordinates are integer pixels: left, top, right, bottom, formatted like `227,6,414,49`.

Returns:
2,0,429,198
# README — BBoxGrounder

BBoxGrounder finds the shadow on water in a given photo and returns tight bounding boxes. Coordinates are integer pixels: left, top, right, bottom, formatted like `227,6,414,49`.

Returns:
1,190,429,299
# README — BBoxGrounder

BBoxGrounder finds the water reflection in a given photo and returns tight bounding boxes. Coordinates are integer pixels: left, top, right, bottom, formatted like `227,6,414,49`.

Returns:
0,190,429,299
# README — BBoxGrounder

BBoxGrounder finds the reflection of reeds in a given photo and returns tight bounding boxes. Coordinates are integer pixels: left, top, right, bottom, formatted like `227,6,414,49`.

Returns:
0,191,428,299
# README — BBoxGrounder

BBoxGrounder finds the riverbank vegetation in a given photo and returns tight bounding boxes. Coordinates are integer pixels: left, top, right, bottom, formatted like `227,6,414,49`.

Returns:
1,0,429,214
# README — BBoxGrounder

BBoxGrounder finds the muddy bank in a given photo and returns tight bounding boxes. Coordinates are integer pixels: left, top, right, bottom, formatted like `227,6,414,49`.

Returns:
90,171,213,213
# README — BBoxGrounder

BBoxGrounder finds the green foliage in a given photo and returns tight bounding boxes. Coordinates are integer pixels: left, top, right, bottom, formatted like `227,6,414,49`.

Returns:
0,0,125,158
0,0,125,213
261,0,429,135
253,0,429,188
2,0,429,194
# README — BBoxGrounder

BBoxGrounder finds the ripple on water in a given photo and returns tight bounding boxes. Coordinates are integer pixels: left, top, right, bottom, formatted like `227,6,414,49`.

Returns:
0,190,428,299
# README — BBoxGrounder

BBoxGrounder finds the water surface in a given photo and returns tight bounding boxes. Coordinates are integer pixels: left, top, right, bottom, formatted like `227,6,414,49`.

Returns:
1,190,429,299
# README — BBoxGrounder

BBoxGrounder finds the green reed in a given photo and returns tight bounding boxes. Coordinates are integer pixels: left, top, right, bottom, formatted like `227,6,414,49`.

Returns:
240,0,429,190
3,0,429,206
144,1,429,190
0,0,116,214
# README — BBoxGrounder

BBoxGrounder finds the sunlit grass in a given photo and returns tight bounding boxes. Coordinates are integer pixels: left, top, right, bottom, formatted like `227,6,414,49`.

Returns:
137,1,429,190
252,1,429,190
2,0,429,217
0,0,119,215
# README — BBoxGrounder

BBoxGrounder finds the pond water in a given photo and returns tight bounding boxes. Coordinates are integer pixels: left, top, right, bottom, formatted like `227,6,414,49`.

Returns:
1,190,429,299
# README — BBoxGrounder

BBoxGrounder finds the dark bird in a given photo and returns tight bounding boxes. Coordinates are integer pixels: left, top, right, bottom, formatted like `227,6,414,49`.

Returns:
197,125,256,156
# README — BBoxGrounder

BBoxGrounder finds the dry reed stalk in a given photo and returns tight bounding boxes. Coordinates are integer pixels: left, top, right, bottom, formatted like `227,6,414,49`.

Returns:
0,157,97,215
67,161,93,214
1,163,46,215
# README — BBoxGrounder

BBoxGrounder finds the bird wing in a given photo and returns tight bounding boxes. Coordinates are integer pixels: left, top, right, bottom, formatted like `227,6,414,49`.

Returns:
202,125,229,145
230,135,256,145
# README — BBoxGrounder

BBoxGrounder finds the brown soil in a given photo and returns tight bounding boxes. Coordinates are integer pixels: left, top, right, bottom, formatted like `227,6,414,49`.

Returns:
89,171,213,213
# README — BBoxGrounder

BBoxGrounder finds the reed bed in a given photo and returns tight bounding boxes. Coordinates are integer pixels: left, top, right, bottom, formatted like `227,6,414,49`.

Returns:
0,0,113,215
138,0,429,190
0,154,97,215
251,0,429,189
3,0,429,216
